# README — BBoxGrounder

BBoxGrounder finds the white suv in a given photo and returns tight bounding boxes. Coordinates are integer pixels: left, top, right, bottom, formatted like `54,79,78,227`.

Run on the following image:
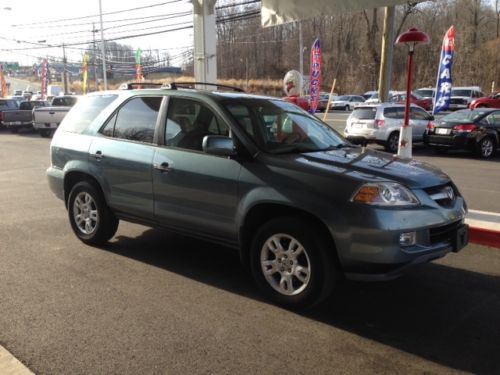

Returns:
344,103,434,153
449,86,484,110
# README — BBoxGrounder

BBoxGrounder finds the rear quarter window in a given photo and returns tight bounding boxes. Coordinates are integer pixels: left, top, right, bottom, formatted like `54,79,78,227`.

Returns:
59,95,118,134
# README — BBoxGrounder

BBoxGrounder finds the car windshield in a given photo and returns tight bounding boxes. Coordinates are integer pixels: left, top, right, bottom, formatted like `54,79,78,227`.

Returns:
451,89,472,97
442,109,488,123
223,98,348,154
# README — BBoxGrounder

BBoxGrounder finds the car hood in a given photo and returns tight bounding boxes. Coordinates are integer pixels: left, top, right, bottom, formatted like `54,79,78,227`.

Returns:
293,148,450,189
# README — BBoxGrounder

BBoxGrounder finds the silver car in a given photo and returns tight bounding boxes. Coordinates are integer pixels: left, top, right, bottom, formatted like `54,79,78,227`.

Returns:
344,103,434,153
330,95,366,111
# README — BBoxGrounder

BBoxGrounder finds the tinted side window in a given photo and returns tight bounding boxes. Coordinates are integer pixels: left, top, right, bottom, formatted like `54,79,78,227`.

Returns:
410,107,430,120
166,98,228,151
113,97,162,143
384,107,404,119
485,112,500,126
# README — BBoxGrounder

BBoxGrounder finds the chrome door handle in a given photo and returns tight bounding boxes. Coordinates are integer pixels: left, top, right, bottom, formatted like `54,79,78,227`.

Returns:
153,162,172,172
90,151,103,160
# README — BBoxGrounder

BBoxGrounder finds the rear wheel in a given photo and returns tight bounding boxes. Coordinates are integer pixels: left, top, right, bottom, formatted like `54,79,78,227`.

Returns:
68,181,119,245
476,137,496,158
40,129,52,138
250,217,336,309
385,131,400,153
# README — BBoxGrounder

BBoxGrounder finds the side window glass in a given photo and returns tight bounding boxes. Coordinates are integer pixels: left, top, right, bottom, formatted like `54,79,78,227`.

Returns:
113,97,162,143
166,98,227,151
486,113,500,126
410,107,428,120
383,107,398,119
101,113,117,137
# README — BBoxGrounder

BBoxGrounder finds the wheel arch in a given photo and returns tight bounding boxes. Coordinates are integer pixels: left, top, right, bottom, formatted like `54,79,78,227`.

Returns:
238,203,340,270
64,171,105,208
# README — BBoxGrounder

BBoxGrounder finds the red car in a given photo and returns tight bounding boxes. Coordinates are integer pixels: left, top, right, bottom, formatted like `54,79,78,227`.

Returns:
469,92,500,109
389,92,433,111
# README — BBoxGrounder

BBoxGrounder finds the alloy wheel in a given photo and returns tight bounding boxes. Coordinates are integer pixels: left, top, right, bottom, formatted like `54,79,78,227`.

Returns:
260,233,311,296
73,192,99,235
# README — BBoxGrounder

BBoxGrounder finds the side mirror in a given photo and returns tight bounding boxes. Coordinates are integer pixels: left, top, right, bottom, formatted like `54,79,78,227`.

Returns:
202,135,236,156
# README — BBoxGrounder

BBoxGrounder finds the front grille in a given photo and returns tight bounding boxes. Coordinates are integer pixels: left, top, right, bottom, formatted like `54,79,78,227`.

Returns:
450,98,467,105
429,220,462,245
424,183,458,207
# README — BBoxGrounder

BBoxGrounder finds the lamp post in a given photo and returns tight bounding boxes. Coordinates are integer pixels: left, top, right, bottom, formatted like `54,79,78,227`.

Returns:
394,27,430,158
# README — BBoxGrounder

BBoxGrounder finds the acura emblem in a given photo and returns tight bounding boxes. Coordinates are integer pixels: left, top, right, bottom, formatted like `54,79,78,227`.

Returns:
444,186,455,200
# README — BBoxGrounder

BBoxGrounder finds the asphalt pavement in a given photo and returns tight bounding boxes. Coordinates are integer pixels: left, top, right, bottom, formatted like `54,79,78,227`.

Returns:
1,130,500,374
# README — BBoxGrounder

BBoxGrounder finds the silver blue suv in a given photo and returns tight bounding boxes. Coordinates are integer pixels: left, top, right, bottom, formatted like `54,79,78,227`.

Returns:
47,83,469,309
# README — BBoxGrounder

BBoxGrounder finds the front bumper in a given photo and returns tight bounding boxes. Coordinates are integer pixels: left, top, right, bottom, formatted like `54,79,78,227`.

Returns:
331,192,468,281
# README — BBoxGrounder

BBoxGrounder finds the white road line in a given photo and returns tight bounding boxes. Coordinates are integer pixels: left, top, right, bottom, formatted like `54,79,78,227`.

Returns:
0,346,34,375
468,209,500,218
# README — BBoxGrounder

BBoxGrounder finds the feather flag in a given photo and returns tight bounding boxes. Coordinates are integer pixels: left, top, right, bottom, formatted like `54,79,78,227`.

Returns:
433,26,456,114
309,38,321,114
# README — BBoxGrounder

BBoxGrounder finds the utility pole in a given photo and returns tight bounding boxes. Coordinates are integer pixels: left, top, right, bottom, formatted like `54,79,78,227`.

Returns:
98,0,107,90
299,21,303,79
378,6,395,103
92,24,98,91
62,43,69,94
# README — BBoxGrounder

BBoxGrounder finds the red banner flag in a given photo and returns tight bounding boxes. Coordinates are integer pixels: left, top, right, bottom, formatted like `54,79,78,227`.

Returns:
309,38,322,114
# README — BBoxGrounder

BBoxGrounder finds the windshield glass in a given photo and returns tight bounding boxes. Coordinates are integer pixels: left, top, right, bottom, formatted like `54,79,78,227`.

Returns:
451,89,472,97
223,98,347,154
442,109,488,123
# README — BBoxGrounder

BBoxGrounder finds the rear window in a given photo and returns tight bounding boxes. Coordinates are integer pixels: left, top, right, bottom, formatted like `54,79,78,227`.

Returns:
442,109,488,123
59,94,118,134
0,100,18,110
52,96,78,106
350,107,376,120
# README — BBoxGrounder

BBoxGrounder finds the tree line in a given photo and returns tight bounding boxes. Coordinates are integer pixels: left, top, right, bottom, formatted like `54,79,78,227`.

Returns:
215,0,500,95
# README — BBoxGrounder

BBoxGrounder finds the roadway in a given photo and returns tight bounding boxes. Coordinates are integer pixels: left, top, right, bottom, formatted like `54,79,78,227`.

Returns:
0,131,499,374
7,77,41,95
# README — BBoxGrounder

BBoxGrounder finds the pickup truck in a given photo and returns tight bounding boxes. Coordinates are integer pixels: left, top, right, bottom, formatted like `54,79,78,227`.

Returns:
0,99,20,129
33,95,79,137
3,100,50,133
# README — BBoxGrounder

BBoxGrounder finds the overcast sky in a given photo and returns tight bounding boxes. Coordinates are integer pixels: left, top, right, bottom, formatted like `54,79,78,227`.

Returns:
0,0,194,66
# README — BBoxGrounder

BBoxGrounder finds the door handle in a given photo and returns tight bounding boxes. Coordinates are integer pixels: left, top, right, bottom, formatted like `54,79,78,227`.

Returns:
153,162,172,172
90,151,104,160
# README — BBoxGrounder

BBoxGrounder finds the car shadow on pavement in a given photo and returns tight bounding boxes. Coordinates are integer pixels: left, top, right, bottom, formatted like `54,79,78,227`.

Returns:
105,228,499,375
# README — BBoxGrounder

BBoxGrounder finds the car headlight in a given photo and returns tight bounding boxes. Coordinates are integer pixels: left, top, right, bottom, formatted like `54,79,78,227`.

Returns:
351,182,420,206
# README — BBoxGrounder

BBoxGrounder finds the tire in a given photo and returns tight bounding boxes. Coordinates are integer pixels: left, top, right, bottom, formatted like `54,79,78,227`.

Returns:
345,105,350,111
384,131,400,153
40,129,52,138
476,137,496,159
10,127,18,134
249,217,336,309
67,181,119,245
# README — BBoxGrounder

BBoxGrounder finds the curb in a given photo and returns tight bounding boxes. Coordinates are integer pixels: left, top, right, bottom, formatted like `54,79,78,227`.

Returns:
466,210,500,249
0,345,34,375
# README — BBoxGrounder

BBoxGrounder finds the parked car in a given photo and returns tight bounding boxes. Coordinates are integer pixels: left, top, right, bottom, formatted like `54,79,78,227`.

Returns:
330,95,365,111
344,103,434,153
424,108,500,158
364,90,397,104
469,92,500,109
389,91,433,111
47,84,468,309
414,88,436,100
362,90,377,100
0,98,19,128
314,92,333,112
3,100,50,133
33,95,80,137
449,86,484,111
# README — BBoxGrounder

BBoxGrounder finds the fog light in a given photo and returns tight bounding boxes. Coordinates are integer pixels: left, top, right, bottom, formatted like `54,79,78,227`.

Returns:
400,231,416,246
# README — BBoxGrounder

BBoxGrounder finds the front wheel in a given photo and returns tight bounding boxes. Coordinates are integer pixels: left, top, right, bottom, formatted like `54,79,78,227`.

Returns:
344,104,350,111
476,137,496,158
68,181,119,245
250,217,336,309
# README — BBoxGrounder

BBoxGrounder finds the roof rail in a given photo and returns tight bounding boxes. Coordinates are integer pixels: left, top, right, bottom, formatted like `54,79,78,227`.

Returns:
118,82,163,90
162,81,245,93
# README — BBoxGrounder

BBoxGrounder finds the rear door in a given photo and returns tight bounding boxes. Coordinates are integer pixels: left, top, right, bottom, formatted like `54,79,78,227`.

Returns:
89,96,163,220
410,107,432,141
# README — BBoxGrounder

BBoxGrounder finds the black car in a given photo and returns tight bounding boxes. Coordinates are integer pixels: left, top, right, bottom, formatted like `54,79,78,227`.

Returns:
424,109,500,158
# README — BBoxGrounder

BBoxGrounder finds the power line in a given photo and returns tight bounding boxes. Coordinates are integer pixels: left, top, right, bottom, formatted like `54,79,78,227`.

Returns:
11,0,183,27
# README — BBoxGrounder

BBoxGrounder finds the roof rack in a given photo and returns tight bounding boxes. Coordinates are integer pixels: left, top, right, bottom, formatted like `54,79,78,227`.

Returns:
162,81,245,93
119,82,163,90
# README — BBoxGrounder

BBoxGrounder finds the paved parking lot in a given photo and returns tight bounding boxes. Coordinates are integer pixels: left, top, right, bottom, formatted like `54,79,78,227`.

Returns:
1,130,499,374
